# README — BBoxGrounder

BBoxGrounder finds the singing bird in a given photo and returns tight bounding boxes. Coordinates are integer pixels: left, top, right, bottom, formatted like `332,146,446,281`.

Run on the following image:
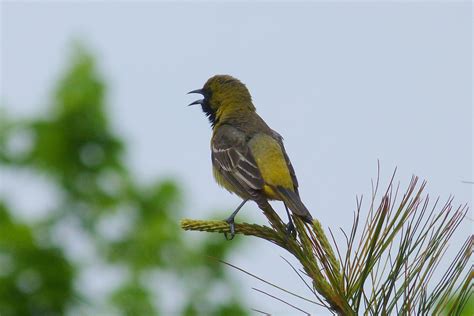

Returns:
188,75,313,239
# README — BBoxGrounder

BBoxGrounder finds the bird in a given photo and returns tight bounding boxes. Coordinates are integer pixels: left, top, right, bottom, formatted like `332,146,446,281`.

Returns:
188,75,313,239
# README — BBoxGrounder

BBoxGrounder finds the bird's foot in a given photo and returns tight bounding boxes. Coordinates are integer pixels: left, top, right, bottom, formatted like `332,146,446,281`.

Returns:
224,217,236,240
285,221,297,240
223,199,248,240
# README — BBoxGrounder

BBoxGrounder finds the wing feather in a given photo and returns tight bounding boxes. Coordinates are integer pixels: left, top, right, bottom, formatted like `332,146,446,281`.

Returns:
211,125,264,194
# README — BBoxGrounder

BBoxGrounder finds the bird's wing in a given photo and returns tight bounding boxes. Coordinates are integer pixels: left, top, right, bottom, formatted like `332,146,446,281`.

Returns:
211,125,264,195
271,130,300,194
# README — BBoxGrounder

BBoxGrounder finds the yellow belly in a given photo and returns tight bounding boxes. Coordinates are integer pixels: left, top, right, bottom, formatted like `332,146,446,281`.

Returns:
248,134,294,192
262,185,279,200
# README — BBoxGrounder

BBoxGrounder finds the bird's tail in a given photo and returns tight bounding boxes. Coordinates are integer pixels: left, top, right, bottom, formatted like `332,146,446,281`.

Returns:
274,186,313,224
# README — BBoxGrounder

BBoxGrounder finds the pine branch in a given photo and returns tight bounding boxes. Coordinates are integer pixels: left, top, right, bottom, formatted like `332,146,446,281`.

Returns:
181,173,472,315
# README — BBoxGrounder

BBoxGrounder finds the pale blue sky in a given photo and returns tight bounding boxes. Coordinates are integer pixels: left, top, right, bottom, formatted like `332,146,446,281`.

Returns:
1,1,472,315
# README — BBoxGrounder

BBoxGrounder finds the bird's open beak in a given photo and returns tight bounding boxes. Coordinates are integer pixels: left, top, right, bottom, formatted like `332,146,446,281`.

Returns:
188,99,204,106
188,89,204,95
187,89,205,106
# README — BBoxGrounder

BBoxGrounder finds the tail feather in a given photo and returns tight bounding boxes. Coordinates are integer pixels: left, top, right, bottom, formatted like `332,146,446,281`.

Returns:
274,186,313,224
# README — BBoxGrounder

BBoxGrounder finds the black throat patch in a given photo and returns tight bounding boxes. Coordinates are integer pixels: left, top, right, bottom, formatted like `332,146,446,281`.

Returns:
201,101,217,127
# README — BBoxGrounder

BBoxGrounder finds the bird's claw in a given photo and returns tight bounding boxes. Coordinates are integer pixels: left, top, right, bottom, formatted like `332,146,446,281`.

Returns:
224,217,236,240
285,221,297,240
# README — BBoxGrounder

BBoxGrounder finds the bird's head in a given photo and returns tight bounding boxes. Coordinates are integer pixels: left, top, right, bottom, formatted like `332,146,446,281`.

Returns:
188,75,255,127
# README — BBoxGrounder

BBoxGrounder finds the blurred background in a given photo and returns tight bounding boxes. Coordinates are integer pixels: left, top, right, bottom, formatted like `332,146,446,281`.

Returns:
0,1,472,315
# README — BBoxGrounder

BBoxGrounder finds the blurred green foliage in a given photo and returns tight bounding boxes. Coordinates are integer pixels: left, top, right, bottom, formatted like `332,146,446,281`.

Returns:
0,202,74,316
0,46,248,315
